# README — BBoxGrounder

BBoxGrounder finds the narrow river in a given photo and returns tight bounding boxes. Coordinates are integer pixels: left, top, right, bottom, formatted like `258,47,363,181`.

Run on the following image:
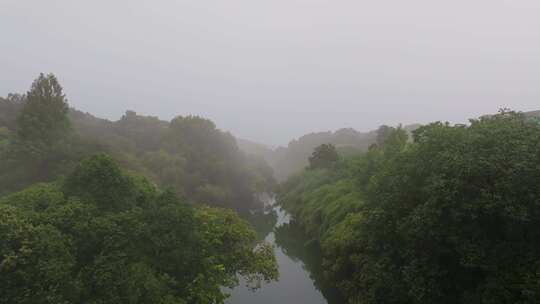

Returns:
225,197,341,304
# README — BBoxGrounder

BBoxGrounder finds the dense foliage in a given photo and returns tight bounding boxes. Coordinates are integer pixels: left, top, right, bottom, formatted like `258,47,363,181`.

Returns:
238,125,422,182
279,111,540,304
0,75,98,194
0,74,275,213
0,154,277,304
16,74,71,146
0,73,279,303
308,144,339,170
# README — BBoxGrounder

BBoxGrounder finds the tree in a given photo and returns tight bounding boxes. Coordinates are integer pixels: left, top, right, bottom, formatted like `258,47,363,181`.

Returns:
0,74,91,195
308,144,339,169
380,126,408,157
0,155,278,303
1,74,276,213
353,112,540,304
62,154,138,212
375,124,393,146
280,111,540,304
0,94,25,131
0,127,10,149
16,73,70,147
0,205,75,304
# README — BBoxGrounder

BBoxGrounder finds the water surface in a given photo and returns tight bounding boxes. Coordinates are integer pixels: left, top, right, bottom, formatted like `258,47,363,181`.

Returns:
226,198,341,304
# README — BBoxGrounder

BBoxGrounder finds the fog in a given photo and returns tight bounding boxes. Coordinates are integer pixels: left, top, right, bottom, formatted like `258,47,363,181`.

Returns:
1,0,539,145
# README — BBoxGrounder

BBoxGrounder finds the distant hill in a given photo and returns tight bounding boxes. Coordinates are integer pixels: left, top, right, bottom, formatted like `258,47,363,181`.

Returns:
0,96,275,212
238,127,404,181
524,110,540,119
270,128,377,181
236,138,274,160
237,110,539,181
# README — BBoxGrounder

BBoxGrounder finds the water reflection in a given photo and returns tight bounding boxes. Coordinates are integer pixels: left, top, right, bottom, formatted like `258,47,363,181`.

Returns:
274,221,344,304
245,204,277,241
225,200,344,304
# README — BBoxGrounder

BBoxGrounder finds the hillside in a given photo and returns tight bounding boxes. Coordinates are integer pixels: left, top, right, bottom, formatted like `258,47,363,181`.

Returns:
238,125,420,181
524,109,540,119
0,96,274,213
278,112,540,303
238,111,538,182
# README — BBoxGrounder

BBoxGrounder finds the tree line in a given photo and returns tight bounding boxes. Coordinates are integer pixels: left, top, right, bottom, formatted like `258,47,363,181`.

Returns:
279,111,540,304
0,73,276,213
0,73,278,303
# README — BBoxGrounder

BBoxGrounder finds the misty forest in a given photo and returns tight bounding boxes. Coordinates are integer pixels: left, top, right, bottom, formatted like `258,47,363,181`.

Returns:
2,2,540,304
2,73,540,304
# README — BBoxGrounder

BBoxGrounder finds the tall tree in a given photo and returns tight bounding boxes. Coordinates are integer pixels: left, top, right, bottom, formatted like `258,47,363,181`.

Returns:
16,73,70,147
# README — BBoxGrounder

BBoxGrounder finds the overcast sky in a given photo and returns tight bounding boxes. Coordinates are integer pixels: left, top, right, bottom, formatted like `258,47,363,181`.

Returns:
1,1,539,145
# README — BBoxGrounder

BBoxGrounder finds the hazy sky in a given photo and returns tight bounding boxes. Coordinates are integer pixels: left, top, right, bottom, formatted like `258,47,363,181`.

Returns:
1,1,539,145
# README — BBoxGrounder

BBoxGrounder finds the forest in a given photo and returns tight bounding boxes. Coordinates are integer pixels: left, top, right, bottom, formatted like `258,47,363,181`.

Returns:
0,74,278,303
4,1,540,302
0,74,275,213
2,73,540,304
279,112,540,303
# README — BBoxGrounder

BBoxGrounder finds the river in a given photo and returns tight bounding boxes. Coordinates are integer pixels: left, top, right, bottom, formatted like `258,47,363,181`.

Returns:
225,197,343,304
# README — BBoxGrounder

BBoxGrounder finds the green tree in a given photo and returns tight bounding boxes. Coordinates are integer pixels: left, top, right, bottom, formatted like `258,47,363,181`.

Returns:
308,143,339,169
380,125,408,157
1,74,276,213
16,73,70,148
375,125,392,146
280,111,540,304
62,153,139,212
0,127,10,150
0,155,278,303
0,205,75,304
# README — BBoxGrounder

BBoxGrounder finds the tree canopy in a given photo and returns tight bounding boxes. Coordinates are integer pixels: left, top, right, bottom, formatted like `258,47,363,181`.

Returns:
0,74,280,303
0,154,277,304
0,74,276,213
279,111,540,304
16,73,70,146
308,143,339,170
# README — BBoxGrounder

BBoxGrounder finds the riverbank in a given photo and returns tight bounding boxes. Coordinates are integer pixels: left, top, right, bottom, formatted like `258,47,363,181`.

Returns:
225,197,334,304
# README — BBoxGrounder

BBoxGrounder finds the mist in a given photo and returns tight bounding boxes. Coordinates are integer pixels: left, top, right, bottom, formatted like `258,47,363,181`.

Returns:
3,2,540,304
2,1,540,145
